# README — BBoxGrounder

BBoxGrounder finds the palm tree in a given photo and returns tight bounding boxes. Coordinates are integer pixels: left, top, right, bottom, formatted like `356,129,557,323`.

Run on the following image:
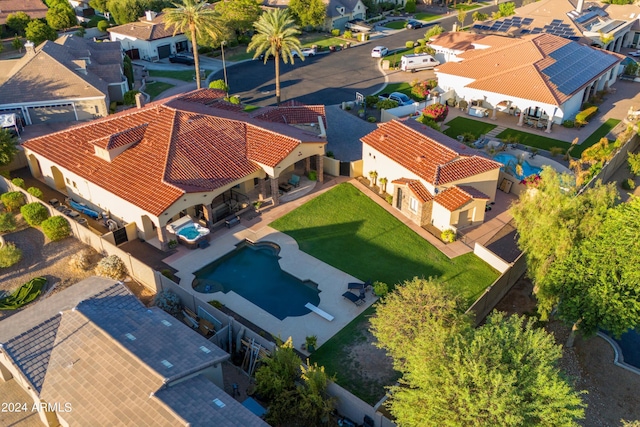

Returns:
248,9,303,106
163,0,220,89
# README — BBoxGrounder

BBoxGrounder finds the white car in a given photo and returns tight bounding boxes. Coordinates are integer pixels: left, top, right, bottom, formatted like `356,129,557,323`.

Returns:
293,47,317,57
371,46,388,58
628,50,640,57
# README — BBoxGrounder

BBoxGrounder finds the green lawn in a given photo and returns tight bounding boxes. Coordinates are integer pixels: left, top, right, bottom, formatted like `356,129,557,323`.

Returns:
272,183,499,402
495,128,572,153
148,69,210,82
414,13,440,21
384,20,406,29
226,50,255,62
450,3,481,10
374,81,413,97
243,104,261,113
302,36,348,49
443,117,497,140
144,81,174,100
572,118,621,157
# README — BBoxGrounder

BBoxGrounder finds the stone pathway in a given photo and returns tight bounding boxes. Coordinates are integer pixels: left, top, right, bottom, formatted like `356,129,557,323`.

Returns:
485,125,506,139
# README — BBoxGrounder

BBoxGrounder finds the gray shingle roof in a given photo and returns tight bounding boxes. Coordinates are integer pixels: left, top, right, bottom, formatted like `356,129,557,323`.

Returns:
155,375,270,427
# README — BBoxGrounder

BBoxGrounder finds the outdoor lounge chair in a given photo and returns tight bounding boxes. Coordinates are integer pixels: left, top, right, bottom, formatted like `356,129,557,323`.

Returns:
288,174,301,187
347,280,372,290
342,291,365,306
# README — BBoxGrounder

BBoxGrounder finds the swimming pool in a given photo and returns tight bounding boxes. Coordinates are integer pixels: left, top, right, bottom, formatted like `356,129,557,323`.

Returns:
193,241,320,320
493,153,542,180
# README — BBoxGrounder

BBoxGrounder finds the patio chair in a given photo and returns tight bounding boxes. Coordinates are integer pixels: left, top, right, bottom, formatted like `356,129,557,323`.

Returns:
342,291,365,306
288,174,301,188
347,280,372,290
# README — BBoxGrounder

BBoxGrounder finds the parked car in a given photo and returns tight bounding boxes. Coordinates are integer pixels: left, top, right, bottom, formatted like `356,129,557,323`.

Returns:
378,92,414,106
169,54,195,65
292,47,317,57
371,46,388,58
628,50,640,57
406,20,424,29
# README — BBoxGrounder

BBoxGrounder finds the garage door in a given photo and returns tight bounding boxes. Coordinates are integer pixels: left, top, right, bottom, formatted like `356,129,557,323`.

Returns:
28,105,76,124
157,44,171,59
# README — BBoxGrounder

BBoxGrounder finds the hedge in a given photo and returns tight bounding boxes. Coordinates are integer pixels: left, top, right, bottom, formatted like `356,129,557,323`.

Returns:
1,192,25,212
41,216,71,241
20,202,49,226
0,213,16,232
27,187,43,199
11,178,25,188
575,106,598,126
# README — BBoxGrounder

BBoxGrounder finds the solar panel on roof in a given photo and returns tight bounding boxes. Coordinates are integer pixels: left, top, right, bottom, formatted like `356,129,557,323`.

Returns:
576,11,597,23
522,18,533,25
520,29,530,34
551,19,563,25
512,17,522,22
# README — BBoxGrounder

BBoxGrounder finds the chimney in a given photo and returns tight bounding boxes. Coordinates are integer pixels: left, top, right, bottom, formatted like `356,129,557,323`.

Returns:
24,41,35,56
576,0,584,14
135,92,145,109
145,10,157,21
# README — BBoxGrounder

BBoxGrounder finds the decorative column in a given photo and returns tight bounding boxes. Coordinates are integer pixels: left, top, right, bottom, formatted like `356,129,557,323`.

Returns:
259,177,266,201
545,118,553,134
203,204,214,226
491,108,497,120
270,177,280,206
305,157,311,174
517,110,524,127
318,155,324,182
157,223,169,251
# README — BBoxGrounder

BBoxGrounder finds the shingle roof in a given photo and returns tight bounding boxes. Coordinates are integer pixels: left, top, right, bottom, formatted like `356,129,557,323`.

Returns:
154,375,270,427
108,12,182,41
0,0,48,25
434,185,489,211
392,178,433,203
436,33,623,105
362,120,500,186
23,89,326,216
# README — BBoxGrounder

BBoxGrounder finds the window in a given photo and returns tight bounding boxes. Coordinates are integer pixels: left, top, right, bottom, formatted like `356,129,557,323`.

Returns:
409,197,419,212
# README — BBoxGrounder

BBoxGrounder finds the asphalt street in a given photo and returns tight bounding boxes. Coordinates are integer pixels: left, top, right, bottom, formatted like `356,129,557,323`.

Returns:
211,0,525,106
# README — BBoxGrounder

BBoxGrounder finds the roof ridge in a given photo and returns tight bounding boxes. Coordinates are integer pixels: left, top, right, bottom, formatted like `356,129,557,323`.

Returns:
390,119,460,157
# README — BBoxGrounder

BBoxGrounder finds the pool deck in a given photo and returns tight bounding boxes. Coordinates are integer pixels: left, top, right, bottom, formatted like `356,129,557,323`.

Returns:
163,223,376,350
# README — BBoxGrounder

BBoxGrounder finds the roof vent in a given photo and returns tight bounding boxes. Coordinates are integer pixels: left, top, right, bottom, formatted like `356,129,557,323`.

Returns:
212,398,226,408
200,346,212,354
125,333,136,341
160,360,173,368
161,319,172,327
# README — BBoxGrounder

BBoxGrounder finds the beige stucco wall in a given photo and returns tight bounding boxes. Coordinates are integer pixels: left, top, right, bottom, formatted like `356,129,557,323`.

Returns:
442,168,500,202
74,98,108,121
257,142,325,178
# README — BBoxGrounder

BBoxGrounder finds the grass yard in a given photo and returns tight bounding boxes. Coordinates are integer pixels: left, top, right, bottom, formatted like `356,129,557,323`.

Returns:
383,20,406,29
572,118,621,157
302,36,348,49
148,69,210,82
443,117,497,140
226,50,255,62
144,81,174,100
450,3,481,10
375,81,412,97
495,128,572,153
272,183,499,402
414,13,440,21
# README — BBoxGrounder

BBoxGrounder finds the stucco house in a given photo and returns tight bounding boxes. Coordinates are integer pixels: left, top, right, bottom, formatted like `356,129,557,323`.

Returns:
0,277,268,427
22,89,327,250
324,0,368,30
108,10,191,61
0,34,127,126
434,33,623,132
361,120,501,233
0,0,48,26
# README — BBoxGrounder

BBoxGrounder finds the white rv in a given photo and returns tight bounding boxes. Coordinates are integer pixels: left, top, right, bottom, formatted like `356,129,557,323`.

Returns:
400,54,440,72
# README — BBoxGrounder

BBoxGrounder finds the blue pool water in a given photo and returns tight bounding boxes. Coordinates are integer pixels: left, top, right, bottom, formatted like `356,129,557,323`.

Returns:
493,153,542,180
193,241,320,320
178,226,200,240
613,330,640,368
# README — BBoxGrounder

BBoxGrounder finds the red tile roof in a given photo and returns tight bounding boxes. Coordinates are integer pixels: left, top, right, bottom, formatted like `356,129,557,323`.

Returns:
434,185,489,211
23,89,326,216
362,120,500,186
252,105,327,127
391,178,433,203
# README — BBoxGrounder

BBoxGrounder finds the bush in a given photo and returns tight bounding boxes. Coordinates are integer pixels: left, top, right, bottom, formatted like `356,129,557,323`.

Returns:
411,81,431,99
550,147,565,157
109,101,117,114
308,170,317,181
417,115,441,131
20,202,49,227
627,152,640,176
27,187,43,199
97,20,109,32
0,242,22,268
405,0,416,13
367,116,377,122
0,213,16,232
365,95,379,109
441,229,456,243
154,290,183,316
422,102,449,122
11,178,25,189
343,30,353,39
417,38,426,46
41,216,70,241
575,106,598,125
68,248,95,271
224,95,241,104
331,28,340,36
123,90,140,106
405,41,415,49
376,99,399,110
458,99,468,110
1,192,25,212
622,178,636,190
373,281,389,297
209,79,229,92
385,194,393,204
95,254,128,280
562,119,575,128
326,151,335,158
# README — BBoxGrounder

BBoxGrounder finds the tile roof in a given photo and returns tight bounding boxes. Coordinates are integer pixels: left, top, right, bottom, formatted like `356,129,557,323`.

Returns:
0,0,48,25
23,89,326,216
91,123,148,150
429,32,487,51
436,33,622,105
362,120,500,186
0,35,123,102
392,178,433,203
108,12,182,41
252,105,327,127
154,375,270,427
434,186,473,211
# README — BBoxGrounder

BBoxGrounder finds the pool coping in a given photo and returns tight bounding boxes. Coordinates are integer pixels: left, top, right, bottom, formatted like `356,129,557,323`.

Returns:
163,224,377,351
597,332,640,376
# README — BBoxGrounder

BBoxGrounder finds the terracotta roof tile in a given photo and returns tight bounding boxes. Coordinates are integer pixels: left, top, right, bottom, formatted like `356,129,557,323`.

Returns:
430,32,486,51
23,89,326,216
252,105,327,127
434,186,473,211
391,178,433,203
362,120,499,186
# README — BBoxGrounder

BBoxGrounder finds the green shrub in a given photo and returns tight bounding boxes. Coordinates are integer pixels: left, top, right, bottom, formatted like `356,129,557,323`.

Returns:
97,20,109,32
155,290,182,316
343,30,353,39
376,99,399,110
575,106,598,125
441,229,457,243
417,38,426,46
109,101,117,114
326,151,335,158
11,178,25,189
405,0,416,13
123,90,140,106
331,28,340,36
367,116,377,123
1,192,25,212
26,187,42,199
373,281,389,297
225,95,241,104
0,170,9,179
0,242,22,268
95,254,128,280
562,119,575,128
161,269,174,279
621,178,636,190
41,216,70,241
628,152,640,176
209,79,229,92
365,95,379,109
422,103,449,122
417,115,441,131
385,194,393,204
20,202,49,227
0,213,16,232
308,170,317,181
405,40,415,49
550,147,565,157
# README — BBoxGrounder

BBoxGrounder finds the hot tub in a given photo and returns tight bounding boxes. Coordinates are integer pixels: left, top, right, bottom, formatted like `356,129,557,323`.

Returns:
166,217,211,249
